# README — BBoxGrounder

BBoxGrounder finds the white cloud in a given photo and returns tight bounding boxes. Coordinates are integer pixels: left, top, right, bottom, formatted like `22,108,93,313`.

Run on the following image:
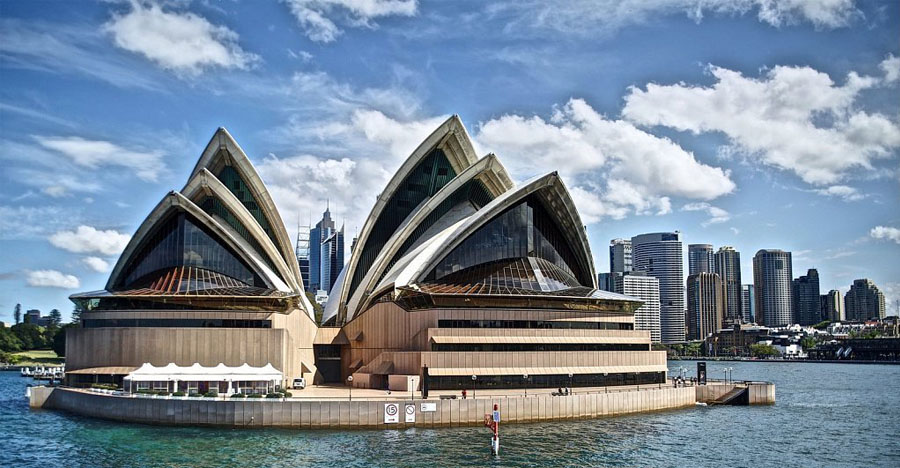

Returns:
49,225,131,256
491,0,859,38
105,1,259,76
81,256,111,273
730,227,740,235
476,98,735,223
0,19,163,91
870,226,900,244
258,109,447,235
812,185,865,201
0,205,74,240
284,0,418,42
681,202,731,226
36,136,166,182
26,269,80,289
881,54,900,84
622,64,900,186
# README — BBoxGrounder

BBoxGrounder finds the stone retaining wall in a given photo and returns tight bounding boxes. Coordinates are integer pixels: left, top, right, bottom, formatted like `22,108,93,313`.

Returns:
36,386,697,428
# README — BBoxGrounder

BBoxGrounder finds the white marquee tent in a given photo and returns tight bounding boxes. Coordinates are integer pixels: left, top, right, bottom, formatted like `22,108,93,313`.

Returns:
124,363,283,394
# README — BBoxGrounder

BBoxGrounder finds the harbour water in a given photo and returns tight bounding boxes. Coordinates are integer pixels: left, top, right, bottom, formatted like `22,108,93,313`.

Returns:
3,361,898,468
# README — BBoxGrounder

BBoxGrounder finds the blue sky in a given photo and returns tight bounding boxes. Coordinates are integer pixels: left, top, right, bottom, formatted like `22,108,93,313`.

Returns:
1,0,898,321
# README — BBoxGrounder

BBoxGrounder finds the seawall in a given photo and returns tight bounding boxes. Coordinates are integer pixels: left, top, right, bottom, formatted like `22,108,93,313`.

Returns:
30,382,774,428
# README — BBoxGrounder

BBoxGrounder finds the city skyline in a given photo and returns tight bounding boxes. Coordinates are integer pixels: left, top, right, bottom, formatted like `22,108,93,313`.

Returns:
1,1,899,320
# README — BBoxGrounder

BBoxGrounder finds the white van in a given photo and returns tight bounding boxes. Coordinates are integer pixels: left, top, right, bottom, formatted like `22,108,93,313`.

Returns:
292,377,306,390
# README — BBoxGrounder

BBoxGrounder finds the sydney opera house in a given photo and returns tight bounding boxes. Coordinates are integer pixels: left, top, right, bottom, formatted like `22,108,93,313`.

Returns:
65,117,668,393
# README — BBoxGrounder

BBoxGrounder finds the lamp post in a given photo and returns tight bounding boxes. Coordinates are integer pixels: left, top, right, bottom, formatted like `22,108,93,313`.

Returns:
347,375,353,401
523,373,529,397
568,373,573,393
726,367,734,383
471,375,477,399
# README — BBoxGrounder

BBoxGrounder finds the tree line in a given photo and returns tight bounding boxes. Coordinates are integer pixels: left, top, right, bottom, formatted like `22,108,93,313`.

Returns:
1,303,83,364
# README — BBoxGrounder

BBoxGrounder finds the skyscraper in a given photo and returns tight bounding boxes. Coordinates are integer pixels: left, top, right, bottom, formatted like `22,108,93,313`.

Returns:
609,238,632,274
319,227,345,293
820,289,844,322
613,272,661,343
632,231,684,343
686,272,724,341
597,273,614,292
688,244,714,276
792,268,821,326
753,249,793,327
714,246,742,324
844,279,886,321
309,204,338,292
742,284,756,323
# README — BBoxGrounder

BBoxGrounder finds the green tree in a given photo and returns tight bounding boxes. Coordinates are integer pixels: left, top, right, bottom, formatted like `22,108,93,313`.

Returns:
13,303,21,325
11,323,47,350
51,324,73,357
800,336,817,350
0,351,23,365
306,291,324,324
812,320,831,330
0,327,24,352
48,309,63,327
749,343,779,358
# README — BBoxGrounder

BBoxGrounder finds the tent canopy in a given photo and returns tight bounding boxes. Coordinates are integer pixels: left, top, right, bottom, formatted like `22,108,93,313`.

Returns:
124,362,282,382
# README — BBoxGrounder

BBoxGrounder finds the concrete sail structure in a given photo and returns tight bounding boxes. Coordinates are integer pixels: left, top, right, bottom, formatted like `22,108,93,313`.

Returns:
67,128,317,388
318,117,667,392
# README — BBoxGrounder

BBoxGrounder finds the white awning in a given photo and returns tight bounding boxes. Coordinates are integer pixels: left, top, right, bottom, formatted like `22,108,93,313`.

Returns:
124,362,283,382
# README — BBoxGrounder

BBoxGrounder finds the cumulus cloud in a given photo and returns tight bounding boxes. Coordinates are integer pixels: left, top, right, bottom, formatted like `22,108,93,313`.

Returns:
881,54,900,84
870,226,900,244
36,136,166,182
284,0,418,42
812,185,865,201
49,225,131,256
681,202,731,226
491,0,859,38
476,98,735,223
81,256,111,273
622,64,900,186
258,109,447,235
26,269,80,288
105,1,259,76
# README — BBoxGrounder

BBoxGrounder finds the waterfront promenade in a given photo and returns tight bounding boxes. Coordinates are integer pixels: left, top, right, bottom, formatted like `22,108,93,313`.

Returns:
29,380,773,429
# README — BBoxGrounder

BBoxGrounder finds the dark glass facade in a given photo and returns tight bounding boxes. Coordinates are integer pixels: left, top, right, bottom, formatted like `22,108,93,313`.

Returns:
426,195,589,289
427,372,665,390
118,212,264,289
216,163,281,252
199,196,278,273
377,178,494,287
431,343,648,352
437,319,633,330
348,149,457,300
83,318,271,328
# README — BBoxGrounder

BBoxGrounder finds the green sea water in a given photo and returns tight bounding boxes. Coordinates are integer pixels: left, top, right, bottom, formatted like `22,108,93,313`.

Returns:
4,361,899,467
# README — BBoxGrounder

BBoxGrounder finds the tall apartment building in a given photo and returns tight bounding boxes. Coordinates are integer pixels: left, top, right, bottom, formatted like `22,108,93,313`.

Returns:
597,273,614,292
309,205,344,293
319,228,345,294
632,232,684,343
741,284,756,323
686,273,725,341
613,272,661,343
844,279,886,321
820,289,844,322
688,244,714,276
792,268,821,326
609,238,632,274
714,246,742,324
753,249,793,327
